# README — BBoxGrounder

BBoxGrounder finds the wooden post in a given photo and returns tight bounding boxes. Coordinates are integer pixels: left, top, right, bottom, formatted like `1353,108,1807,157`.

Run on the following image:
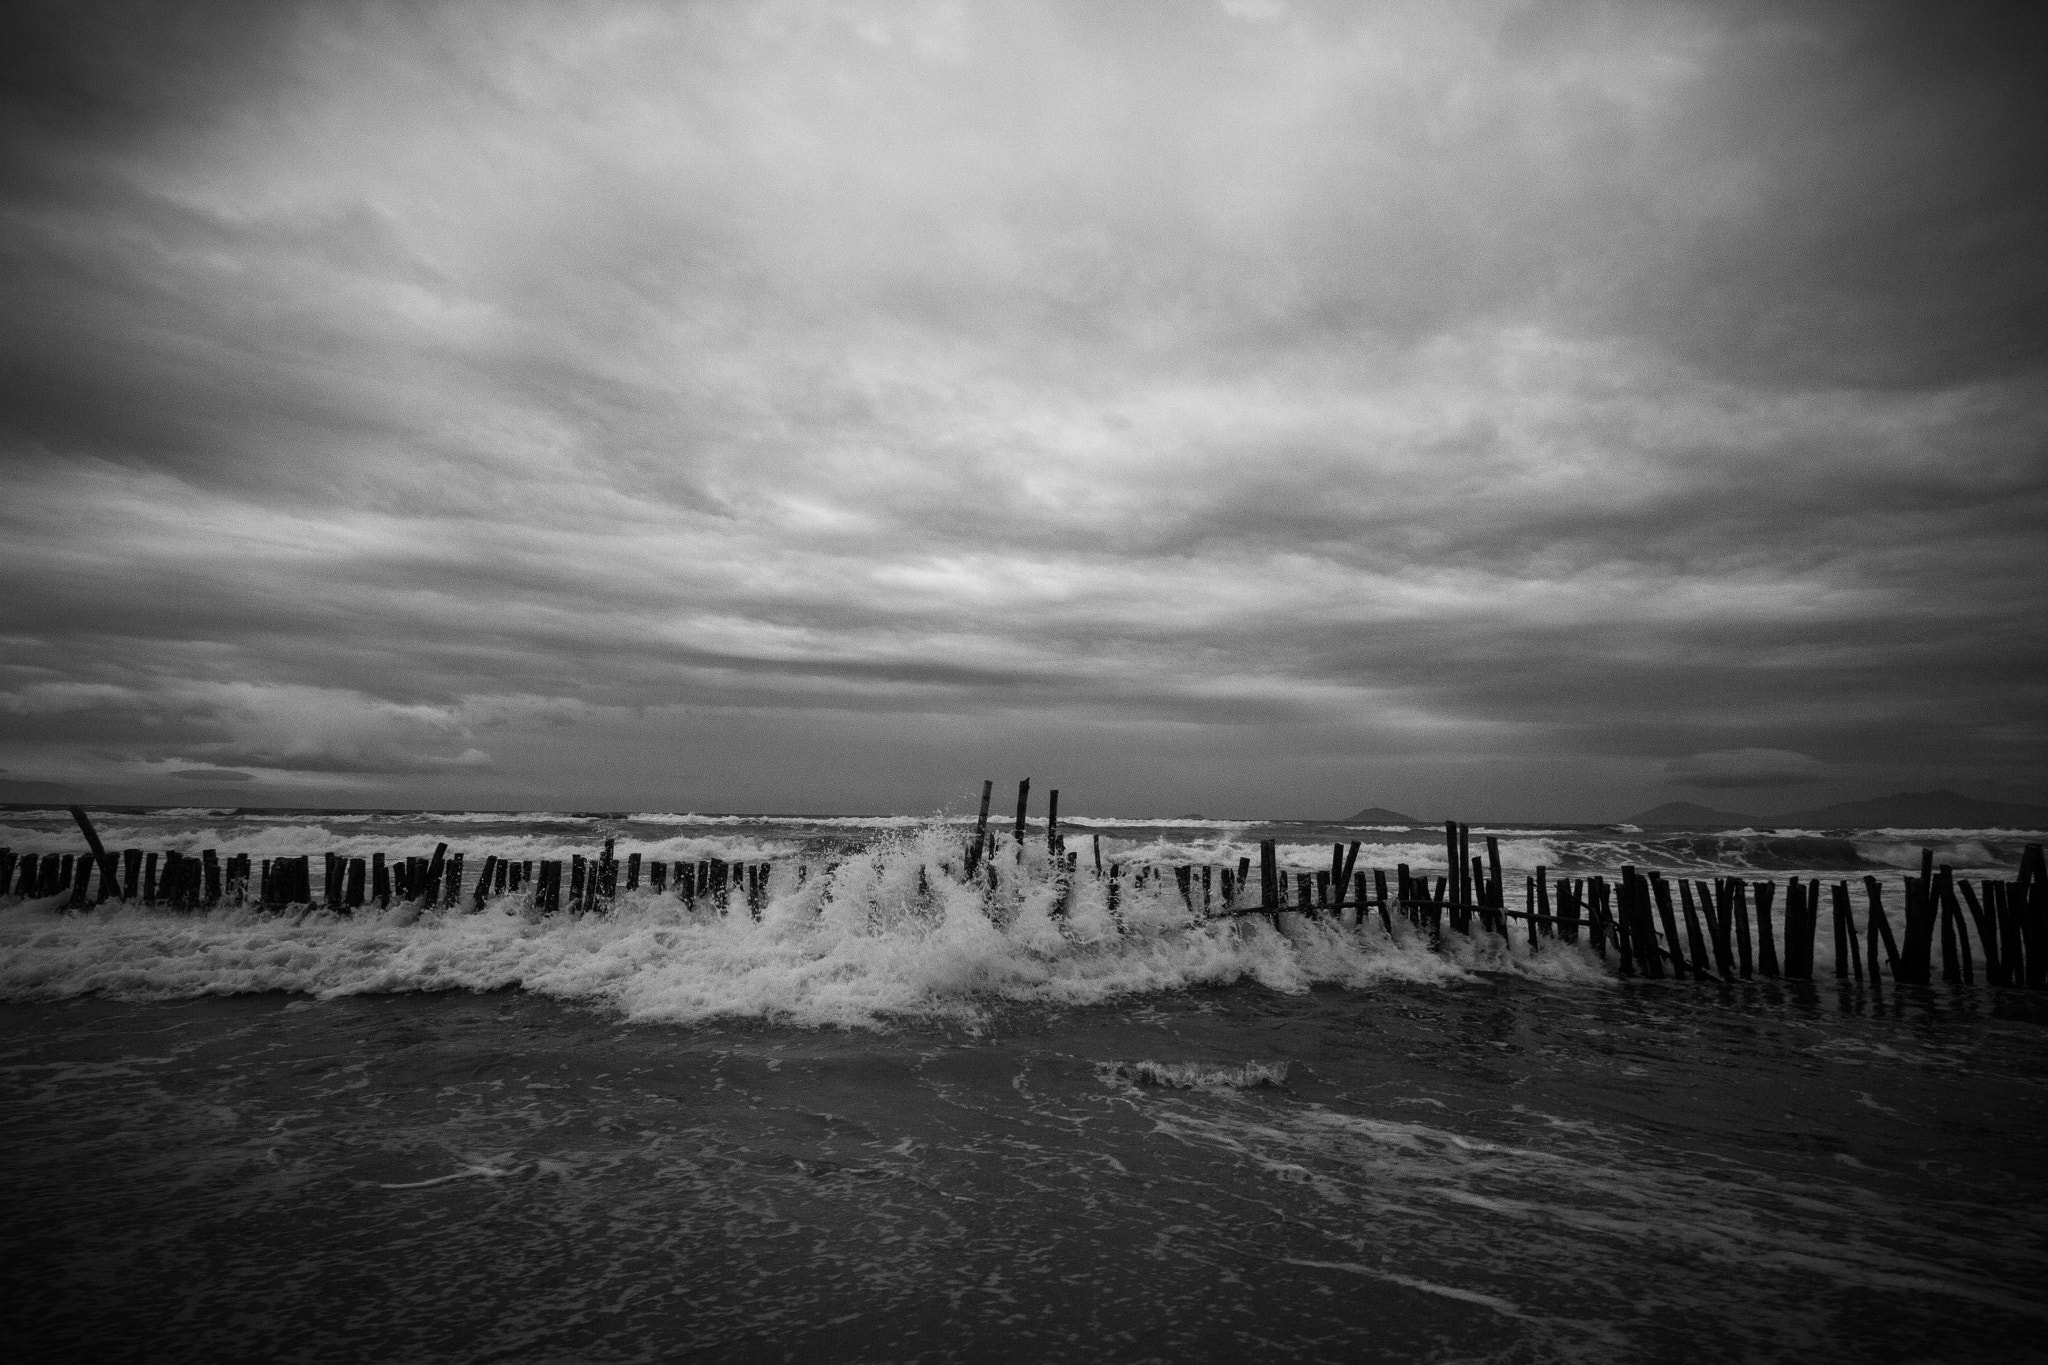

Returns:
1611,874,1638,975
1335,841,1360,908
1900,874,1935,985
1678,879,1714,980
1861,877,1900,979
1695,879,1731,977
1753,881,1781,978
1047,789,1060,853
1783,878,1814,981
66,807,125,904
1652,874,1687,977
1833,882,1858,982
1013,778,1031,848
1486,835,1503,928
1259,839,1278,919
1938,870,1973,985
1442,822,1459,920
1835,888,1851,982
626,852,641,891
965,779,994,875
1932,869,1959,984
2021,845,2046,990
1958,881,2000,985
1455,823,1471,916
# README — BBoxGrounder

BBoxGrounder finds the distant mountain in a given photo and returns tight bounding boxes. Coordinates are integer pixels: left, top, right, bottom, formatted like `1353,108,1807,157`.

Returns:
1769,790,2048,830
1627,800,1755,826
1345,806,1419,824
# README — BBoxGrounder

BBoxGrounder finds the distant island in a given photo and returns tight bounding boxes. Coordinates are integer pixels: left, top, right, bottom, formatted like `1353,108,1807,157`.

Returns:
1627,789,2048,829
1345,806,1419,824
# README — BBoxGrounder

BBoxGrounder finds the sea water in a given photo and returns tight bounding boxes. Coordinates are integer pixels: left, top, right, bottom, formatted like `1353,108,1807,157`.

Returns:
2,807,2044,1362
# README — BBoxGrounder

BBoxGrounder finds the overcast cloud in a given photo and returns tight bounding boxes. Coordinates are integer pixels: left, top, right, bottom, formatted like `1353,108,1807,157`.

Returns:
1,0,2043,818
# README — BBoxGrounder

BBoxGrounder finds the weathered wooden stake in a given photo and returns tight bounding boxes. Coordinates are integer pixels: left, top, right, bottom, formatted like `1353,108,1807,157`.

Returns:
1958,881,2000,985
1753,881,1781,978
1835,882,1861,983
66,806,124,904
1939,870,1973,986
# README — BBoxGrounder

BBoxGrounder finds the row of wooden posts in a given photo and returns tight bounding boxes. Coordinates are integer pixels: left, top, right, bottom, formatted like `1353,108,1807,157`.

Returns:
0,825,777,919
12,802,2048,990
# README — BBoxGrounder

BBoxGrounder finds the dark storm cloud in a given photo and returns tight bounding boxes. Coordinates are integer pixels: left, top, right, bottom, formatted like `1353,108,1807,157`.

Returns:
1,0,2043,816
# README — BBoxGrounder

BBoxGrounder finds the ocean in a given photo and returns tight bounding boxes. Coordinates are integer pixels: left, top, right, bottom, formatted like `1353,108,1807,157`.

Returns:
3,806,2045,1363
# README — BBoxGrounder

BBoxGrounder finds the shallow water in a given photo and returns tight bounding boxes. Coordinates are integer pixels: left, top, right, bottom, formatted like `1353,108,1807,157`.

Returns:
5,979,2045,1363
3,807,2043,1360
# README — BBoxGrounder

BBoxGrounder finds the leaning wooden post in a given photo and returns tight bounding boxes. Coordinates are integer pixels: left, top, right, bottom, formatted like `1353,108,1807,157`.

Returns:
1012,778,1031,849
1652,874,1687,977
422,843,448,908
66,806,125,903
1958,880,2000,986
1678,879,1713,979
966,779,993,875
1607,876,1636,974
1939,869,1974,985
1833,881,1858,982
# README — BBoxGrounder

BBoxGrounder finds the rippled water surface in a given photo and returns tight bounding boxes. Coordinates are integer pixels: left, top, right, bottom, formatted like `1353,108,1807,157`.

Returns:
6,980,2045,1363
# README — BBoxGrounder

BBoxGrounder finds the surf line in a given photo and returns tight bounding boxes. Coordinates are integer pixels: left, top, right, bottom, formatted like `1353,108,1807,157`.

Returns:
12,794,2045,994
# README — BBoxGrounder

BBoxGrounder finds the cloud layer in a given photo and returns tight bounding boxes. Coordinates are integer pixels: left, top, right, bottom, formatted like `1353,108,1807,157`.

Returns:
2,0,2044,817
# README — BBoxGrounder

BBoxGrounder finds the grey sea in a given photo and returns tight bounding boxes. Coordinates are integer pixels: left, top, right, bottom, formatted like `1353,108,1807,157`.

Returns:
3,806,2045,1363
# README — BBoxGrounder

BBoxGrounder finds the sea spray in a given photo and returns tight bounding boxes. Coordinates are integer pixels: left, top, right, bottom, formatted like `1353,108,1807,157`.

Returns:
0,819,1595,1025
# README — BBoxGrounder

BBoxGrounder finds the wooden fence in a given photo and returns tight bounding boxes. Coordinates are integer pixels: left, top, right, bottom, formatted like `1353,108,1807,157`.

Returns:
6,803,2043,990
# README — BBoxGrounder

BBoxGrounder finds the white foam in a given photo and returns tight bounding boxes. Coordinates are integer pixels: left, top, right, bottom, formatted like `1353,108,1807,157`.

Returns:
0,822,1607,1028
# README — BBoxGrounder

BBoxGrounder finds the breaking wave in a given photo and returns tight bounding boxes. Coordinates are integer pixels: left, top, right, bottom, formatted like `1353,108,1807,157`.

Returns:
0,823,1604,1028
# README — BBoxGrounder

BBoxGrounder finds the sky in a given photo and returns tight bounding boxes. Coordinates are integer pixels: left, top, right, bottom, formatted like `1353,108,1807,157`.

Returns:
1,0,2044,820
